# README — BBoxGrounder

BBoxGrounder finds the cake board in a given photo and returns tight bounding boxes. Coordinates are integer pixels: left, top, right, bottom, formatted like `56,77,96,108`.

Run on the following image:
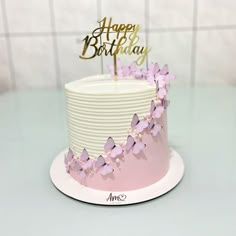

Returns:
50,148,184,205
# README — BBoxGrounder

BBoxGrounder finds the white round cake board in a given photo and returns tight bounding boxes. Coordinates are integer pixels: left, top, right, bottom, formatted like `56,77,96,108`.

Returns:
50,148,184,205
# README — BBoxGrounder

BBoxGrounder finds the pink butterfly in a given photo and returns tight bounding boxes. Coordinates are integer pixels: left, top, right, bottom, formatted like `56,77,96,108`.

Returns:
126,135,146,155
64,148,75,173
73,159,86,179
131,114,149,133
147,73,156,85
165,73,175,82
80,148,93,170
95,155,114,176
134,69,143,79
149,62,160,75
162,99,170,109
104,137,123,159
129,62,137,76
150,100,164,119
157,88,167,99
148,119,162,136
122,65,131,77
160,64,168,75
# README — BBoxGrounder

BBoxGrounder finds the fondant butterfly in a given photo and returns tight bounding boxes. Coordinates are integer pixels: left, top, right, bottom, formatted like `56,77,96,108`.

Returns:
150,100,164,119
95,155,114,176
160,64,168,75
146,63,160,85
162,99,170,109
126,135,146,155
64,148,75,173
80,148,93,170
73,159,86,179
131,114,149,133
104,137,123,159
148,118,162,136
156,80,167,99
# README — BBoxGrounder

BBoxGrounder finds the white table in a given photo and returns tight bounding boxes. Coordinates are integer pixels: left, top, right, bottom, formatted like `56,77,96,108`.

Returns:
0,87,235,236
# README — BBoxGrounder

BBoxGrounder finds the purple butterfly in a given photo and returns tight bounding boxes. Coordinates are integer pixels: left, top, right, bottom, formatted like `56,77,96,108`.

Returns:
160,64,168,75
64,148,75,173
134,69,144,79
150,100,164,119
148,119,162,136
162,99,170,109
95,155,114,176
149,62,160,75
129,62,137,76
157,88,167,99
80,148,93,170
73,159,86,179
147,73,156,85
131,114,149,133
104,137,123,159
165,73,175,83
126,135,146,155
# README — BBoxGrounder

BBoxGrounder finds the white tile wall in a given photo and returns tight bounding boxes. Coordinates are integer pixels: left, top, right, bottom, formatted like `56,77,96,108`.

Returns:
101,0,145,29
0,38,11,91
10,36,57,89
53,0,98,32
5,0,51,33
198,0,236,26
0,0,236,92
149,0,194,29
57,35,101,84
149,31,192,85
195,30,236,85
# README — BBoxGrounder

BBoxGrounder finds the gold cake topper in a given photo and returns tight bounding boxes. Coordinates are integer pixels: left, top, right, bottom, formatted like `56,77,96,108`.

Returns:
79,17,150,78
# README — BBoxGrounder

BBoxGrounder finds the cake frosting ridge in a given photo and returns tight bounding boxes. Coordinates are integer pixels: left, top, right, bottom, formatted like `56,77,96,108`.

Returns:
64,62,175,191
65,75,156,158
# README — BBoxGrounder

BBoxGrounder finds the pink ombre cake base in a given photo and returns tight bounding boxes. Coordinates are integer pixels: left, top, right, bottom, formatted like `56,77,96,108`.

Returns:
70,113,169,191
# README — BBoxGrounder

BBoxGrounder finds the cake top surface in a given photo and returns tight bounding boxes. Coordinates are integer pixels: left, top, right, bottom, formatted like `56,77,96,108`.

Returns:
65,74,154,95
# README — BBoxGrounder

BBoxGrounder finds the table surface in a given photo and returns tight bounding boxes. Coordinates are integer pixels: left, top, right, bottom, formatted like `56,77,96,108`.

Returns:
0,87,235,236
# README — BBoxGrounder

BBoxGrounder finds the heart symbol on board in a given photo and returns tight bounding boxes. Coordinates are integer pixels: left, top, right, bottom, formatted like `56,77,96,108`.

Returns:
119,194,127,201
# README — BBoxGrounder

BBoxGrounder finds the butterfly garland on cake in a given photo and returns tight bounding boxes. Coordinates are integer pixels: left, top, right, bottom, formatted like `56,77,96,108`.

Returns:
64,61,175,179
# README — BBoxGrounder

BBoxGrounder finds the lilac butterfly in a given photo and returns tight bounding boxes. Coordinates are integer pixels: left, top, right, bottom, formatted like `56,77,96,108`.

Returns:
148,119,162,136
129,62,137,76
162,99,170,109
150,100,164,119
126,135,146,155
134,69,144,79
160,64,168,75
146,63,159,85
165,73,175,83
80,148,93,170
157,88,167,99
73,159,86,179
64,148,75,173
149,62,160,75
131,114,149,133
95,155,114,176
104,137,123,159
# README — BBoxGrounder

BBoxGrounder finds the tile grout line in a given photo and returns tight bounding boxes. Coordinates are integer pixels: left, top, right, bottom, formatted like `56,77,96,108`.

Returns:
97,0,104,74
190,0,198,87
0,0,16,90
48,0,61,89
145,0,149,68
1,25,236,39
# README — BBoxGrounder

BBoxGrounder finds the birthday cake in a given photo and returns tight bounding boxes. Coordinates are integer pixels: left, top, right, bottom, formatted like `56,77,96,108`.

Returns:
64,62,175,191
